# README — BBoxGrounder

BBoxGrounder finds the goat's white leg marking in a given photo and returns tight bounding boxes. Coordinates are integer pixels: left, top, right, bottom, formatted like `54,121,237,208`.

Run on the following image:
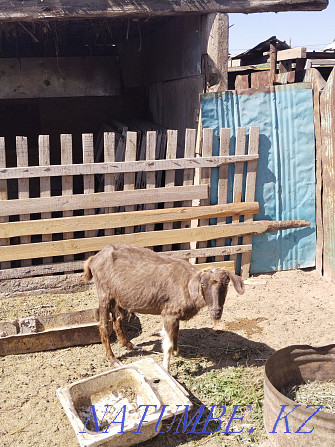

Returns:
161,326,173,372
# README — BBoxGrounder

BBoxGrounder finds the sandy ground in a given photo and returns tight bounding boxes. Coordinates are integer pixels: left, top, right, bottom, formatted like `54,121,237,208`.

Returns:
1,268,335,447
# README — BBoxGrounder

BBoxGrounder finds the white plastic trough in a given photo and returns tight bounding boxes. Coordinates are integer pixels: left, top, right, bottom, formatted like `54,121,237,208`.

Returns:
57,358,192,447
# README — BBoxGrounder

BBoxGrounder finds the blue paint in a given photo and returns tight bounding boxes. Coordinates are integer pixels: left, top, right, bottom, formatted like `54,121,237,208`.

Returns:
201,84,316,273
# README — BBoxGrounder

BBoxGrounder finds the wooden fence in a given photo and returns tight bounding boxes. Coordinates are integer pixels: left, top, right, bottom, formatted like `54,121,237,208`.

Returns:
0,127,260,280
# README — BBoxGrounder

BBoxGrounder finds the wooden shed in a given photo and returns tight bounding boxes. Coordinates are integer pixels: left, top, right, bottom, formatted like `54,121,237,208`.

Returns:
0,0,328,280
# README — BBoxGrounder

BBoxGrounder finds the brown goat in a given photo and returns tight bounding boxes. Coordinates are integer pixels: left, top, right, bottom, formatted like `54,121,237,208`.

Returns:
84,244,245,371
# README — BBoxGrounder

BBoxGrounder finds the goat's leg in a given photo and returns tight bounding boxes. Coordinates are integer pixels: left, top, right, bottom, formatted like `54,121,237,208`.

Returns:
98,302,121,367
172,320,180,357
161,318,179,372
113,309,135,351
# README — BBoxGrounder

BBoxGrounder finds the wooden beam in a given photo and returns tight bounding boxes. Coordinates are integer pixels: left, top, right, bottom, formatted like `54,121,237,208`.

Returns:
0,185,208,217
162,245,252,258
0,57,120,99
0,0,327,22
195,261,234,271
0,202,259,238
306,51,335,60
0,219,310,262
265,47,307,62
0,155,259,180
0,246,250,280
201,13,229,92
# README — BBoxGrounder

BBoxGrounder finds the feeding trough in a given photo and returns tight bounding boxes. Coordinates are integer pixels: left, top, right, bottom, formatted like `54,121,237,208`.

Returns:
264,344,335,447
0,308,102,356
57,357,192,447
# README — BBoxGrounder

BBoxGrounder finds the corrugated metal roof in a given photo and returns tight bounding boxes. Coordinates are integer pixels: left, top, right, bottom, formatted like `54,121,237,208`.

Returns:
231,36,290,60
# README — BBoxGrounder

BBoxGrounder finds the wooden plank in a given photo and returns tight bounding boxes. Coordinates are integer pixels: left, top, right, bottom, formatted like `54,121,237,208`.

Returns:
195,261,234,272
0,324,101,356
0,57,120,99
265,47,307,62
164,245,252,258
240,126,260,279
0,220,310,262
0,137,10,269
304,69,326,274
83,133,95,255
320,68,335,280
181,129,196,250
230,127,247,265
235,75,249,89
124,132,137,234
39,135,52,264
0,185,209,217
197,128,213,262
251,71,270,88
0,261,86,280
61,134,74,263
215,128,231,261
0,155,260,179
201,13,229,92
307,59,335,66
0,0,327,22
162,129,178,251
0,202,260,239
104,132,116,237
145,131,157,235
269,41,277,86
16,136,31,267
0,246,251,280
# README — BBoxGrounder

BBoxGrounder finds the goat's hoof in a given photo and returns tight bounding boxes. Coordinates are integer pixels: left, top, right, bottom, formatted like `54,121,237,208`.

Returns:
110,359,123,368
126,343,139,351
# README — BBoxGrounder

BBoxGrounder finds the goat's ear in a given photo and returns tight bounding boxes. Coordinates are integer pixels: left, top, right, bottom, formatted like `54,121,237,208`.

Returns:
188,271,208,300
227,272,245,295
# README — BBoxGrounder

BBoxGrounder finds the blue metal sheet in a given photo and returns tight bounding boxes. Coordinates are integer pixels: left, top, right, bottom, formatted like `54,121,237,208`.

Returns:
201,83,316,274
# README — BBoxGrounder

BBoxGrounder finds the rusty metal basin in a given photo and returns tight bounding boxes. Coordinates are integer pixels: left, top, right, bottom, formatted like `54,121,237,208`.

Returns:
264,344,335,447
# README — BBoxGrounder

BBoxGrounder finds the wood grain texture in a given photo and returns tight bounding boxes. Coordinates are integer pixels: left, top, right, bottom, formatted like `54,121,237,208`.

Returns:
0,220,310,262
303,69,326,275
145,131,157,236
104,132,116,237
0,0,327,22
215,127,231,261
0,185,208,217
83,133,95,253
198,128,213,262
0,57,120,99
230,127,246,265
0,252,239,280
181,129,196,249
0,155,259,179
240,126,260,279
61,134,74,263
0,138,10,269
162,130,178,251
0,202,259,238
16,136,31,267
39,135,52,264
320,68,335,280
124,131,138,234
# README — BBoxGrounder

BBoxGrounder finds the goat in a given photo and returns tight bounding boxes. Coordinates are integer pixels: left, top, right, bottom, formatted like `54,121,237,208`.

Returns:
84,244,245,371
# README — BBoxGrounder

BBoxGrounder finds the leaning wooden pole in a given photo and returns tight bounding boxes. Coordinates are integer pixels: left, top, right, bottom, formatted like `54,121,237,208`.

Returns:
0,219,310,263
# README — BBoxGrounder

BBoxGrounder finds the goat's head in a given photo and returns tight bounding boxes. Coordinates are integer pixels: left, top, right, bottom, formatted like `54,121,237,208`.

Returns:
188,268,245,322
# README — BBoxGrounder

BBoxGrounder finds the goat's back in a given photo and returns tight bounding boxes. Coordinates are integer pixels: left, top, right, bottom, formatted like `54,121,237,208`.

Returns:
86,244,197,315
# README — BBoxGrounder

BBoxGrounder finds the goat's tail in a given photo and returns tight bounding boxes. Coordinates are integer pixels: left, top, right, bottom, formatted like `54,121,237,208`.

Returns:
83,256,94,281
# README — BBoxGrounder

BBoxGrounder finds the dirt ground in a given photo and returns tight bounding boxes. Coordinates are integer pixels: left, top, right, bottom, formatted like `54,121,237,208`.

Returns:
1,268,335,447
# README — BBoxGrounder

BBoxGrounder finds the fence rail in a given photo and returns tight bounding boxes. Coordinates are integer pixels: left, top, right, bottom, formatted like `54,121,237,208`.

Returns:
0,127,260,279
